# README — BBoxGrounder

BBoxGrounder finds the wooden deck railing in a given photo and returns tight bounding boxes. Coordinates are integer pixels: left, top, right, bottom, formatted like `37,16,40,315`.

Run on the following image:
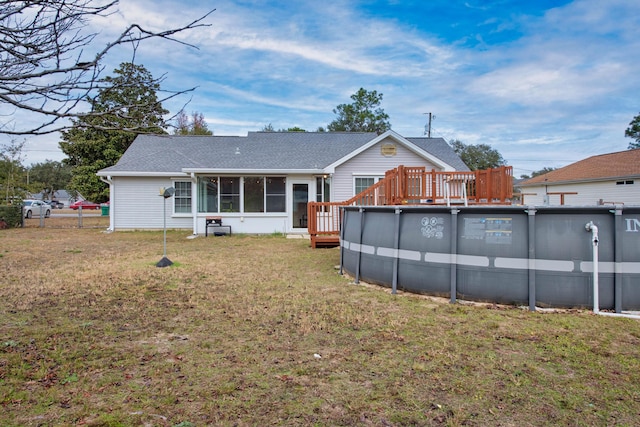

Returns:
308,165,513,247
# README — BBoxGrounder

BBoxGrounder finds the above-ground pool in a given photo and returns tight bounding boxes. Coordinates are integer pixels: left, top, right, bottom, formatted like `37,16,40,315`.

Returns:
340,205,640,311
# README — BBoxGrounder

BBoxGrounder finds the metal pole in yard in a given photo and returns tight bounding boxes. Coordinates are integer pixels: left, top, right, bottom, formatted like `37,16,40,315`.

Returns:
157,187,175,267
163,197,167,257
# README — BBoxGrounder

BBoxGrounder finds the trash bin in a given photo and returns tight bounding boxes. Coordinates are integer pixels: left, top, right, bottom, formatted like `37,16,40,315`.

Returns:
101,205,109,216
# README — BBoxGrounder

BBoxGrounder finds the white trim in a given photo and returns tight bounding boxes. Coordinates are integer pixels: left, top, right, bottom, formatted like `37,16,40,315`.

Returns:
353,175,383,196
288,178,314,233
425,252,453,264
183,168,324,174
343,241,640,275
352,172,387,176
98,169,326,177
171,180,193,216
457,254,490,267
581,261,615,274
97,171,188,177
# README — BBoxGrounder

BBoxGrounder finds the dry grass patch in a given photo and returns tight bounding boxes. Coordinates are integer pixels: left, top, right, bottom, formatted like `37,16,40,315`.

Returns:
1,226,640,426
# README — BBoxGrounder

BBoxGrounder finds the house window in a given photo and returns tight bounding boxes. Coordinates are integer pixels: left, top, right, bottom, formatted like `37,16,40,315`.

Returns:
616,180,634,185
174,181,192,213
197,176,286,213
266,177,286,212
354,177,379,195
198,177,218,213
220,177,240,212
316,176,331,202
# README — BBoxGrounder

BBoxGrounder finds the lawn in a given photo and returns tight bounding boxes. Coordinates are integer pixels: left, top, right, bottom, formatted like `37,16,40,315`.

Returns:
1,226,639,426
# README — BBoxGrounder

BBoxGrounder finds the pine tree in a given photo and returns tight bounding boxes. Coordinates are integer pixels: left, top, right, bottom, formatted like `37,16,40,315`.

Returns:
60,63,168,202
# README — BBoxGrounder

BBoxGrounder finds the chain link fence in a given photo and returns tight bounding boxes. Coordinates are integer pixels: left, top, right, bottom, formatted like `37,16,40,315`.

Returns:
20,206,110,229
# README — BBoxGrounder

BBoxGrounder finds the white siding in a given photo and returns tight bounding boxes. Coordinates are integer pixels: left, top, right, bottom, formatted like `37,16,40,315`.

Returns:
520,180,640,206
112,176,193,230
197,215,289,235
112,175,314,234
332,137,441,202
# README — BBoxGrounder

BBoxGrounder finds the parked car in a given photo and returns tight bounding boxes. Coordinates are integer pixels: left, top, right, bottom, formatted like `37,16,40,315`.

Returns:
23,200,51,218
69,200,101,210
44,200,64,209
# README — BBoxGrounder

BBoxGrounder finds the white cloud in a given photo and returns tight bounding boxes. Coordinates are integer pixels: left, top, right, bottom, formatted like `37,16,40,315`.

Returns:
8,0,640,174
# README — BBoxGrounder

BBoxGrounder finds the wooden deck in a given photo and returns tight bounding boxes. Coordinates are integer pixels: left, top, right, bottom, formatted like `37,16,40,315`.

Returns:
308,165,513,248
310,234,341,249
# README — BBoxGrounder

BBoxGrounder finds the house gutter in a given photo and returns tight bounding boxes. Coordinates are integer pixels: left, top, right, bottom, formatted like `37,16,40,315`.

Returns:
99,175,114,231
97,171,186,177
182,168,325,175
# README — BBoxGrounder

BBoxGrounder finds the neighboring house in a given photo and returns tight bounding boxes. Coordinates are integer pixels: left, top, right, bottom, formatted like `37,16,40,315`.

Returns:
96,130,469,234
517,149,640,206
30,189,75,207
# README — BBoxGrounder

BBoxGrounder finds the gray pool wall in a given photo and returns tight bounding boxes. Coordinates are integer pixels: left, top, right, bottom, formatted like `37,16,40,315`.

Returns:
340,205,640,311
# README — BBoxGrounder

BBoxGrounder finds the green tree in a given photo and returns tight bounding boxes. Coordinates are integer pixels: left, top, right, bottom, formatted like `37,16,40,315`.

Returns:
327,88,391,134
0,139,28,203
28,160,73,200
520,167,557,180
174,111,213,135
450,140,506,171
259,124,306,132
60,63,168,203
625,113,640,149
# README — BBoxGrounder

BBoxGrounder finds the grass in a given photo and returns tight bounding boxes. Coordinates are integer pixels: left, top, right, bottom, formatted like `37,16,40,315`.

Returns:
1,224,640,426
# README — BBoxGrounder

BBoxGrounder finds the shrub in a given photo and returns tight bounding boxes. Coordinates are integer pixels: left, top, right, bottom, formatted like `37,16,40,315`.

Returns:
0,205,22,229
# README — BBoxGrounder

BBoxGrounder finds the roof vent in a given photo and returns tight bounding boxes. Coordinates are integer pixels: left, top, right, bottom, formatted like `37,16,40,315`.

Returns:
235,147,240,155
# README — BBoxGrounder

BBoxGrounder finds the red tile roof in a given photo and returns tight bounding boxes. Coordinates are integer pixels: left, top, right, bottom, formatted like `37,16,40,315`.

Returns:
519,149,640,186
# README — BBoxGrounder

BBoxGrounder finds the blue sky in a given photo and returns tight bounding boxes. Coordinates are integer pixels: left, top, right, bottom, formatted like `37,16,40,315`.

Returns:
14,0,640,177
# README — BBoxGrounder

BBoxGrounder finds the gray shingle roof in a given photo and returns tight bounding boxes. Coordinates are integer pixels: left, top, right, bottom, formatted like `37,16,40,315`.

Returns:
98,131,467,174
406,137,469,171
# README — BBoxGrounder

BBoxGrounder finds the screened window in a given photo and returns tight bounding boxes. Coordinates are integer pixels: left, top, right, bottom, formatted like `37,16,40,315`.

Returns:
220,177,240,212
244,177,265,212
198,177,218,213
174,181,192,213
266,177,286,212
196,176,286,213
244,177,286,213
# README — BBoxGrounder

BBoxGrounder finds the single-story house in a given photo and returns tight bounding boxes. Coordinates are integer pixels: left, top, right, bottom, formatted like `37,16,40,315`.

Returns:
30,189,75,207
96,130,469,235
517,148,640,206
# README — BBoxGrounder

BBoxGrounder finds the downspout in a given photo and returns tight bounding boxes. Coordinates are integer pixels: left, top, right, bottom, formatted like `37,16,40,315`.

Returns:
99,175,114,231
585,221,599,313
191,172,198,235
585,221,640,320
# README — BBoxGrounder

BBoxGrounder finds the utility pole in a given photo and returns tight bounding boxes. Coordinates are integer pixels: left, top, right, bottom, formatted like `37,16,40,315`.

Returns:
424,112,435,137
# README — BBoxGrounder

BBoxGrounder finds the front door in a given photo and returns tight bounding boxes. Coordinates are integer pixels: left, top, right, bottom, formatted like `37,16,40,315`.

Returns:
292,183,308,229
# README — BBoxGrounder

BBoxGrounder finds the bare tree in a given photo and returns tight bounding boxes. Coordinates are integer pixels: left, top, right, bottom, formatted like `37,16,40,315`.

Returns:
0,0,214,135
173,110,213,135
